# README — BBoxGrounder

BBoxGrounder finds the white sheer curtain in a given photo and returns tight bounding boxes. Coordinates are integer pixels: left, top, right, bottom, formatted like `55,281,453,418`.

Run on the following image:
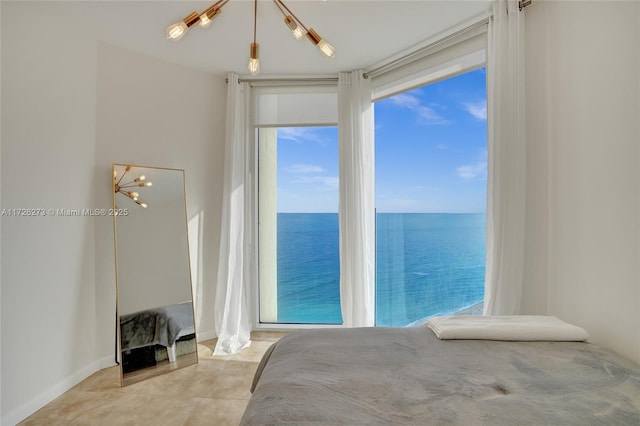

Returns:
483,0,526,315
338,71,376,327
214,73,252,355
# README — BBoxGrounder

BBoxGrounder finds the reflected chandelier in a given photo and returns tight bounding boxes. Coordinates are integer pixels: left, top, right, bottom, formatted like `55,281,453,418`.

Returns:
166,0,335,75
114,166,153,209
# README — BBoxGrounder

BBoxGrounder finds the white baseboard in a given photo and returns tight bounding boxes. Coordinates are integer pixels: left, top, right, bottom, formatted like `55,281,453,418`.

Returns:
1,335,217,426
1,359,101,426
99,354,118,370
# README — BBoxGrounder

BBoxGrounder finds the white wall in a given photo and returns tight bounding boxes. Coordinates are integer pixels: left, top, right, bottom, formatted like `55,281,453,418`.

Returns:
0,1,4,417
520,2,549,315
1,3,98,424
94,42,226,359
1,2,227,423
524,1,640,365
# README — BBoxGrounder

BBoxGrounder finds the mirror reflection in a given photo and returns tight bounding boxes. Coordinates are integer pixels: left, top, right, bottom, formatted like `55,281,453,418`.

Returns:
112,164,197,386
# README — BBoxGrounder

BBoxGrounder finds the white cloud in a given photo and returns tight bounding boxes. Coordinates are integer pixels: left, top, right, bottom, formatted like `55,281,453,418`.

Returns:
417,107,450,124
295,176,339,190
285,164,326,174
388,92,451,125
463,101,487,120
389,92,421,108
457,161,487,180
278,127,325,143
282,161,336,191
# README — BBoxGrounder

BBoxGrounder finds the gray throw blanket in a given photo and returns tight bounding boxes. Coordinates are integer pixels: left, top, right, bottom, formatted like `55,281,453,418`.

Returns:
120,302,194,352
242,327,640,425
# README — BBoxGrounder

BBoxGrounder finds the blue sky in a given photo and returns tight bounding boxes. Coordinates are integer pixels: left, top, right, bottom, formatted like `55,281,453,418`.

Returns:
276,68,487,213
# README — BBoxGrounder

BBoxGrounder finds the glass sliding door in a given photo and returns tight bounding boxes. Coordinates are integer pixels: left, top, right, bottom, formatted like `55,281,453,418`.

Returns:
374,69,487,326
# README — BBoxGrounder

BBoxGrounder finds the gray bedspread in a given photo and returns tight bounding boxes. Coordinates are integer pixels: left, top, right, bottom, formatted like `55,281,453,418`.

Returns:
241,327,640,425
120,302,194,352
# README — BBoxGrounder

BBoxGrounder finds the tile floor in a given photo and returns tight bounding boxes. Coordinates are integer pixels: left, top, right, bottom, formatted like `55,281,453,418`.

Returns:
19,331,288,426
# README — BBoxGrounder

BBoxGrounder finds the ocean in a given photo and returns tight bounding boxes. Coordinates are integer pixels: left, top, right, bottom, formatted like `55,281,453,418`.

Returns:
275,213,485,326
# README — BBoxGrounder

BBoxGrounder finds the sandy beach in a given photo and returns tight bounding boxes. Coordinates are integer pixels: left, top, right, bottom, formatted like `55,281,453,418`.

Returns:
410,301,484,327
453,301,484,315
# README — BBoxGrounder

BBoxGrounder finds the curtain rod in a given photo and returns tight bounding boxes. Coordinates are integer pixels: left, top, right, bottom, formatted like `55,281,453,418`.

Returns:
226,77,338,84
363,16,490,80
228,1,532,84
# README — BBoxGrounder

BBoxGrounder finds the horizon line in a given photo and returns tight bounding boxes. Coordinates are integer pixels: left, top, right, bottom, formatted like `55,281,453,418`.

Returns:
276,211,487,214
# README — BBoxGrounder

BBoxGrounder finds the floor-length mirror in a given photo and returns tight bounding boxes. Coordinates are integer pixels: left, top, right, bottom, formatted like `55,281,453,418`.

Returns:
112,163,197,386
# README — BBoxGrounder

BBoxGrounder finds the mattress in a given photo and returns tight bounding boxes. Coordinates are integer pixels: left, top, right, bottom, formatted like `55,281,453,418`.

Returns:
241,327,640,425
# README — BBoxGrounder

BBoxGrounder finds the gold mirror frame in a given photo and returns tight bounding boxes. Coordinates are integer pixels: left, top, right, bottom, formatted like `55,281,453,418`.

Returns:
112,163,198,386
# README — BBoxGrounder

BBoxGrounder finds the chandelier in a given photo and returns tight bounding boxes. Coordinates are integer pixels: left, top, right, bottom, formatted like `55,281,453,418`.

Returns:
114,166,153,209
166,0,336,75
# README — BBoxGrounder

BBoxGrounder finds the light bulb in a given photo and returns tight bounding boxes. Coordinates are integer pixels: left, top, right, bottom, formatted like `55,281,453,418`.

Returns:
199,6,221,28
292,27,305,40
145,182,153,187
306,29,335,59
166,12,199,41
166,22,188,40
199,14,211,27
248,58,260,75
317,40,336,59
140,202,148,209
134,175,146,182
285,16,304,40
248,43,260,76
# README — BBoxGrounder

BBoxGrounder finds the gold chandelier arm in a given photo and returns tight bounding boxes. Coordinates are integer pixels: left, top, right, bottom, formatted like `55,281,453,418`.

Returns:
115,166,131,186
119,182,152,188
253,0,258,45
202,0,229,17
184,12,200,28
118,180,139,188
200,0,230,23
247,0,260,75
116,188,149,208
272,0,309,32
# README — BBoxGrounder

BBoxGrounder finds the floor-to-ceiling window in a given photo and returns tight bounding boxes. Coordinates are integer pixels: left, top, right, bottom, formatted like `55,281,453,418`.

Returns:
253,26,487,327
375,68,487,326
256,71,486,327
258,126,341,325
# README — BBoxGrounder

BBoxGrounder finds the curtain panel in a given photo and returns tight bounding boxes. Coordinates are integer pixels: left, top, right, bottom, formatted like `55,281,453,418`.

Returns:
337,71,376,327
483,0,527,315
213,73,252,355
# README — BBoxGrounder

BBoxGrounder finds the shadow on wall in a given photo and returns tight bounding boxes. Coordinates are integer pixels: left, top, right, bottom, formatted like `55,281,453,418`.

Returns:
189,210,206,337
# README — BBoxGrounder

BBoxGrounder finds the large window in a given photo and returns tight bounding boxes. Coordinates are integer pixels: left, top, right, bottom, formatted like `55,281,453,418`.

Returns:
375,69,487,326
252,30,487,327
258,126,342,325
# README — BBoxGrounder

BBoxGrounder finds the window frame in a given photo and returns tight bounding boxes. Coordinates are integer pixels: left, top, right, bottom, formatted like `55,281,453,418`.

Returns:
249,84,342,331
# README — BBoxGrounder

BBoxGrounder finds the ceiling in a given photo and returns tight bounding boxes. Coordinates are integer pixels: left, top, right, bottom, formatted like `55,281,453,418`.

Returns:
62,0,491,76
